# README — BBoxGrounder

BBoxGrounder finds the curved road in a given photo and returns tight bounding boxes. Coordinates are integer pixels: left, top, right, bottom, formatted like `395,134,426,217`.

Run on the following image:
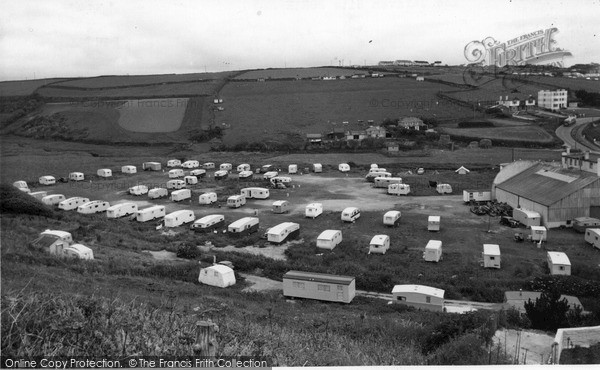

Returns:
555,117,600,153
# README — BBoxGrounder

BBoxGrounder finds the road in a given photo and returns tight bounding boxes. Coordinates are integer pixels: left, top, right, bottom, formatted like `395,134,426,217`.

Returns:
555,117,600,153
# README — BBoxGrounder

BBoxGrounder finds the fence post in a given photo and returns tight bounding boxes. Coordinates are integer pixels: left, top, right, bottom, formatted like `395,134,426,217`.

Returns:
193,320,219,356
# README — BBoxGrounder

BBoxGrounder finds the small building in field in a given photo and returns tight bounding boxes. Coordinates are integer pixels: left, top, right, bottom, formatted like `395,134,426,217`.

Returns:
547,251,571,275
463,189,492,203
428,216,440,231
398,117,426,131
306,133,323,145
482,244,501,269
198,264,236,288
282,270,355,303
455,166,470,175
365,125,387,138
392,284,445,312
423,240,443,262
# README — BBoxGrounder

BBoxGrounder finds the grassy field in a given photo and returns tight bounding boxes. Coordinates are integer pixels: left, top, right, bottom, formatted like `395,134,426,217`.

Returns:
428,74,495,86
233,67,371,80
51,72,234,89
442,78,540,103
36,81,221,99
117,99,188,133
524,76,600,93
0,78,70,96
441,126,555,144
218,78,474,145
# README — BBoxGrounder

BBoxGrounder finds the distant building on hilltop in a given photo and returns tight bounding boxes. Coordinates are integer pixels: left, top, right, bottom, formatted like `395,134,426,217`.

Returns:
538,89,568,111
398,117,426,131
378,61,395,66
365,125,388,138
394,60,414,66
413,61,430,66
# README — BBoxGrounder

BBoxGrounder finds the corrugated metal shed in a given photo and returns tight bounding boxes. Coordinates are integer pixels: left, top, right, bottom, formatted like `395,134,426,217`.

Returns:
496,163,600,206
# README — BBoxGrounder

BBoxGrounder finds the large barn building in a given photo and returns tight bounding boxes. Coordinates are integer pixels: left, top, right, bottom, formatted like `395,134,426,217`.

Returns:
492,150,600,228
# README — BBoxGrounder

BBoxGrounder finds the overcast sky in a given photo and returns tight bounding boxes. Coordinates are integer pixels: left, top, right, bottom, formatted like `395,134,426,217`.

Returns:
1,0,598,81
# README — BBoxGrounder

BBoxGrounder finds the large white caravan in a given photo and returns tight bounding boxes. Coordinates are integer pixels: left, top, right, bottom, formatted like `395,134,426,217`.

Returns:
164,210,195,227
69,172,85,181
41,194,66,206
182,160,200,169
227,195,246,208
171,189,192,202
39,176,56,185
167,159,182,167
388,183,411,195
96,169,112,178
241,187,270,199
198,192,218,205
341,207,361,222
136,205,166,222
316,230,343,250
166,180,186,190
191,214,225,233
266,222,300,244
107,203,138,218
58,197,90,211
383,211,401,227
121,165,137,174
228,217,260,235
129,185,149,196
77,200,110,214
148,187,168,199
168,169,185,178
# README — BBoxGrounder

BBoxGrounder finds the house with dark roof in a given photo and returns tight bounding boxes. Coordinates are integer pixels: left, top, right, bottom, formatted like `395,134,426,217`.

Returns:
493,158,600,228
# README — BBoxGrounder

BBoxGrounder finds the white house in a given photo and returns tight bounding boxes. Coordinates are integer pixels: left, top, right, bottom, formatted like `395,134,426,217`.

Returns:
538,89,568,111
392,284,445,312
482,244,501,269
198,264,236,288
547,251,571,275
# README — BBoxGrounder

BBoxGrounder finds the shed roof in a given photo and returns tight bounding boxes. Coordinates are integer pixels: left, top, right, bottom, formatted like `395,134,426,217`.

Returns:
392,284,445,298
496,163,600,206
455,166,470,173
547,251,571,266
483,244,501,255
283,270,355,285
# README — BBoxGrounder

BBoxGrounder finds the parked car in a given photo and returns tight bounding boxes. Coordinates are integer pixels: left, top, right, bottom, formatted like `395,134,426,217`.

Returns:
500,216,519,228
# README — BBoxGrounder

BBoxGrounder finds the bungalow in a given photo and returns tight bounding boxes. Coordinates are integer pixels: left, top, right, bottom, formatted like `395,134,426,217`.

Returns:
346,130,367,141
398,117,426,131
365,126,388,138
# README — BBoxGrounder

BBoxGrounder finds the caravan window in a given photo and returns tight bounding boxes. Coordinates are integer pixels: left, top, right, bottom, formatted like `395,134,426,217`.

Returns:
214,271,218,277
397,296,406,301
490,256,495,260
337,285,343,291
317,284,330,292
559,266,564,271
293,282,305,289
426,296,431,303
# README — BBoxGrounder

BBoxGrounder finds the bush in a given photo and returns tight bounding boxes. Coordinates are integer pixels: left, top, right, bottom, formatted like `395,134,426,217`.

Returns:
524,289,570,331
176,244,201,259
0,184,55,218
479,139,492,148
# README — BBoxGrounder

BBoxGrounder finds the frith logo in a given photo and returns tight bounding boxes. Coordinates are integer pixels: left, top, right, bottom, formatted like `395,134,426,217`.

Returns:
464,28,572,67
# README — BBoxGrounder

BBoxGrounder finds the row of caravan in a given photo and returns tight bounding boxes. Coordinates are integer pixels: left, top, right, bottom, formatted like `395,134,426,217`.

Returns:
35,166,140,185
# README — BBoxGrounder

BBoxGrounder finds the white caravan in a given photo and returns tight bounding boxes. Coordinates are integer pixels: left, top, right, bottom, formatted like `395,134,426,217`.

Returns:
436,184,453,194
136,205,166,222
58,197,90,211
369,235,390,255
190,169,206,177
428,216,441,231
184,176,198,185
191,214,225,233
199,192,218,205
266,222,300,244
168,169,184,178
228,217,260,235
63,244,94,260
129,185,149,196
166,180,186,190
305,203,323,218
214,170,228,180
383,211,401,227
121,165,137,174
341,207,361,222
41,194,66,206
106,203,138,218
373,176,402,188
198,265,236,288
202,162,215,169
39,176,56,185
584,228,600,249
171,189,192,202
238,170,253,179
220,163,233,172
366,172,392,182
227,195,246,208
77,200,110,214
388,183,411,195
316,229,343,250
313,163,322,173
13,181,30,192
96,169,112,178
182,160,200,169
148,187,168,199
423,240,443,262
263,171,279,180
29,191,48,200
288,164,298,174
241,187,270,199
167,159,182,167
69,172,85,181
237,163,251,172
338,163,350,172
164,210,195,227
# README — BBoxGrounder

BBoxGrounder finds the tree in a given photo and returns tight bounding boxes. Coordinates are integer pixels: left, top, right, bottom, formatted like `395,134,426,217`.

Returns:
524,290,570,331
